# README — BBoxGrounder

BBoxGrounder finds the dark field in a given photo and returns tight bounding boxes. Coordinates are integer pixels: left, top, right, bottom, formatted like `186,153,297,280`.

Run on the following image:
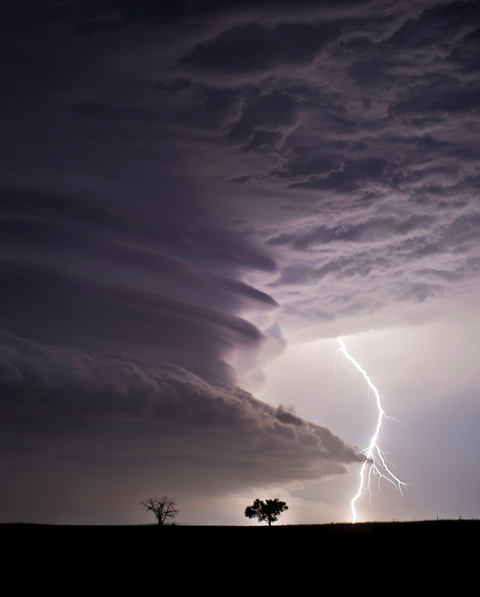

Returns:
3,519,477,555
3,519,477,587
3,517,477,536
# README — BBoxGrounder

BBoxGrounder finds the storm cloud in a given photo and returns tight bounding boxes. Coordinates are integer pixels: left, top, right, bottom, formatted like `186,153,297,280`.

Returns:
0,331,362,506
1,0,480,523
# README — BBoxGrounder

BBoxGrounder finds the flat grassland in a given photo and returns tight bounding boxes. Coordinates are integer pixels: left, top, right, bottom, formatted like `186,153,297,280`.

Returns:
3,520,476,585
3,518,477,547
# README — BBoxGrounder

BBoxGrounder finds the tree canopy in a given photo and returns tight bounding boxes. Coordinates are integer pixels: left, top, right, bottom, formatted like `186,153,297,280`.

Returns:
244,498,288,526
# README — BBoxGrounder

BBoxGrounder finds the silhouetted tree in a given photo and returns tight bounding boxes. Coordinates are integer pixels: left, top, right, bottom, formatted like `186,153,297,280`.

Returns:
141,496,179,525
244,498,288,526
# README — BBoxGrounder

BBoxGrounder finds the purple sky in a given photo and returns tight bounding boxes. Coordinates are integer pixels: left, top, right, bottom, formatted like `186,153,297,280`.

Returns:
1,0,480,525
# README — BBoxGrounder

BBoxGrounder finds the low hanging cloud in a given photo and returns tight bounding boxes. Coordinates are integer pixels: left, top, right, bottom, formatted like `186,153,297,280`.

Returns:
0,332,363,490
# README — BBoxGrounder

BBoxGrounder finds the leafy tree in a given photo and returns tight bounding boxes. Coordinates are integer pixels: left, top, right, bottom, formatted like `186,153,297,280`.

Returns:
141,496,179,525
244,498,288,526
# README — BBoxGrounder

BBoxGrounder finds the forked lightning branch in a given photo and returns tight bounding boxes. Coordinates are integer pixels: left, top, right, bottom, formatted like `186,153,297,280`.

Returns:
337,337,408,523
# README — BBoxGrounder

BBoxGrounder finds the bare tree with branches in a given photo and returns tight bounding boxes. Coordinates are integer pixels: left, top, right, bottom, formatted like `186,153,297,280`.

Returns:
141,496,179,525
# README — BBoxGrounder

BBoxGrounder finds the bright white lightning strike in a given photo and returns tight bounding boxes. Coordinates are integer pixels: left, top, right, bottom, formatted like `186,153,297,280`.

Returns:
337,337,407,523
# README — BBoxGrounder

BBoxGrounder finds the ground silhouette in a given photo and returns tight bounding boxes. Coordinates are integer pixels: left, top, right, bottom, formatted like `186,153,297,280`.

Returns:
2,519,476,587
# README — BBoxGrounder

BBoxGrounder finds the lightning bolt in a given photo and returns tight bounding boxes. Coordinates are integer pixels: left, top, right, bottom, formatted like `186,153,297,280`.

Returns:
336,337,407,523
